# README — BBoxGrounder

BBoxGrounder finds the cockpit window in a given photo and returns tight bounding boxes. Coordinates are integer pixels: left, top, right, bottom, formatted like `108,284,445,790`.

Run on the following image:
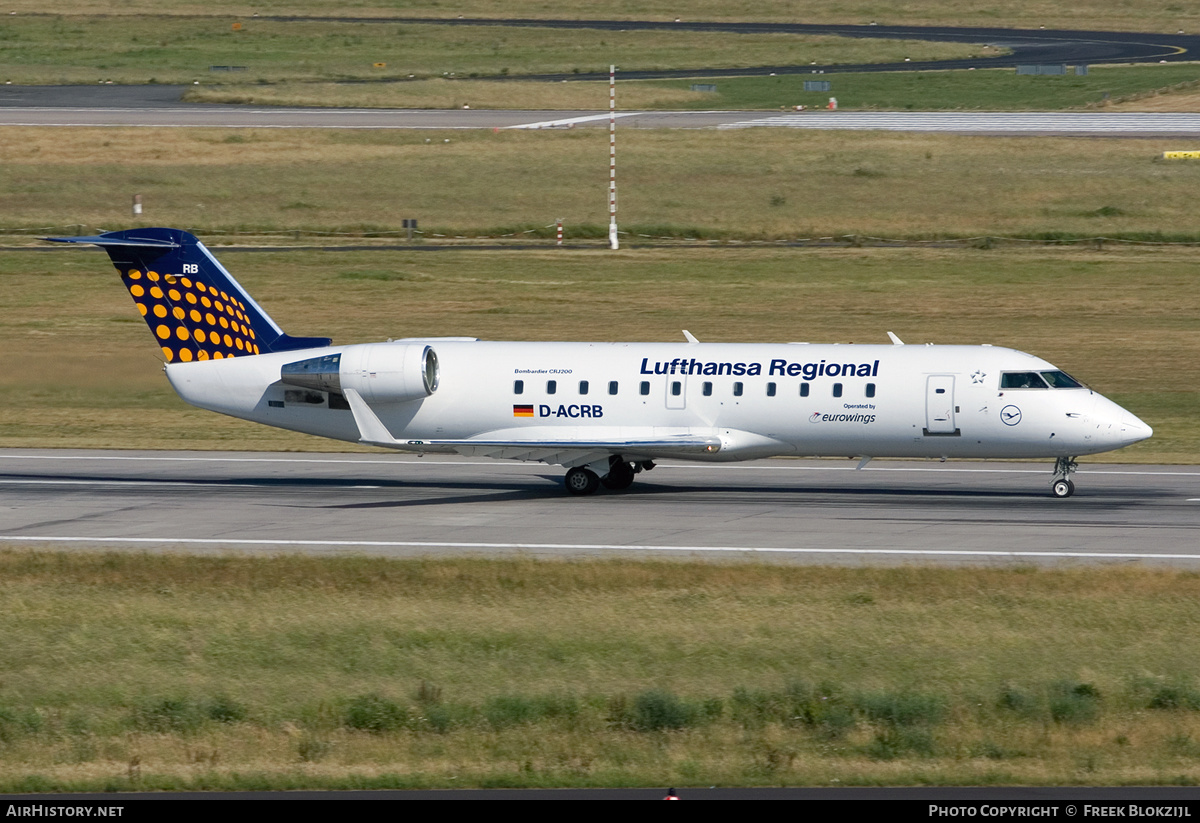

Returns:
1000,372,1048,389
1040,370,1084,389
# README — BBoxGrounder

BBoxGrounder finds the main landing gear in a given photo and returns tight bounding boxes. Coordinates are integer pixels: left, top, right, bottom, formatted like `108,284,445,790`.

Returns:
564,458,653,496
1050,456,1078,498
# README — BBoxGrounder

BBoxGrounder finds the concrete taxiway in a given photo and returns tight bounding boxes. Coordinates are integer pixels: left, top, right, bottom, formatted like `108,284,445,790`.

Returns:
2,450,1198,567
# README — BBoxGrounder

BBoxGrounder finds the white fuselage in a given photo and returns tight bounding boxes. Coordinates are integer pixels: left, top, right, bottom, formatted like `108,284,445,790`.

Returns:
163,339,1151,463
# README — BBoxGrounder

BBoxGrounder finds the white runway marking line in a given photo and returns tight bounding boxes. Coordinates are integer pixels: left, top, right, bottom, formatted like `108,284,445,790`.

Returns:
506,112,643,129
0,479,382,489
0,122,492,131
0,479,260,488
2,535,1200,561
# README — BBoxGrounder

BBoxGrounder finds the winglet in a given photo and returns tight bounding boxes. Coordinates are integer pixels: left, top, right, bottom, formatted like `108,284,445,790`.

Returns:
342,388,400,446
682,330,699,344
887,331,904,346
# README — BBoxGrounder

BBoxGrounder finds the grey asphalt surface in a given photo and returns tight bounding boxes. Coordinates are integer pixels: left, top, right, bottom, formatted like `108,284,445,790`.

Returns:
2,450,1198,566
0,103,747,129
6,103,1200,135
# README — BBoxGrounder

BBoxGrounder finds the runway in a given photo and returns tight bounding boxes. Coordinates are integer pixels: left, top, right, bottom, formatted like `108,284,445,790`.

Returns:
6,105,1200,135
717,111,1200,135
2,449,1198,567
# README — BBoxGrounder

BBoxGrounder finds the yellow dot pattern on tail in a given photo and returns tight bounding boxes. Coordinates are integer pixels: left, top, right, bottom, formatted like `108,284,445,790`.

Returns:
122,269,260,363
45,228,331,357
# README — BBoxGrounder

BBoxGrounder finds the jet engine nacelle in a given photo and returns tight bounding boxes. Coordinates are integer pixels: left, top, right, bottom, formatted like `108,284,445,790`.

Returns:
280,343,439,404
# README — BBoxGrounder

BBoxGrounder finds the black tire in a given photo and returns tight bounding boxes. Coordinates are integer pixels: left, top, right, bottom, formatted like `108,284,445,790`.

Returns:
601,461,636,490
565,467,601,496
1051,479,1074,498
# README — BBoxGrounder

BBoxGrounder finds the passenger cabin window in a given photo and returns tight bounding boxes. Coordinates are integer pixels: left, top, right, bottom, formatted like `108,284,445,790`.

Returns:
671,381,682,396
1000,372,1049,389
733,382,744,397
640,381,650,396
832,383,843,398
514,380,524,395
547,380,557,394
799,383,810,398
579,380,589,395
766,382,776,397
702,382,713,396
608,381,619,395
866,383,876,398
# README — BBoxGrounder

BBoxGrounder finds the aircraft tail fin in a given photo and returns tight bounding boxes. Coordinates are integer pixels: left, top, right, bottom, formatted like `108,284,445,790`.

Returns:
45,228,331,363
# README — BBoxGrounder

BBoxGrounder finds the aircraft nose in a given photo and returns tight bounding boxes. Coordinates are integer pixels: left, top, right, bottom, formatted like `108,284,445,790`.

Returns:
1091,396,1152,447
1117,408,1153,444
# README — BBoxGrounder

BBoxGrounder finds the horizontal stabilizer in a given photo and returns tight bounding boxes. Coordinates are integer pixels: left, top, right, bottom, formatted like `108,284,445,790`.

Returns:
46,234,180,249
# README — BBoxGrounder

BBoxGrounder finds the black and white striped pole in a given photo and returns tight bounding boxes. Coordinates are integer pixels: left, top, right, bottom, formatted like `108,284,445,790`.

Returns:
608,64,619,250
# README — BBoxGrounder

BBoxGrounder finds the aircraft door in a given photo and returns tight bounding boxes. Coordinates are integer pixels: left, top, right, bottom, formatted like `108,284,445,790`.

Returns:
924,375,957,435
666,375,686,410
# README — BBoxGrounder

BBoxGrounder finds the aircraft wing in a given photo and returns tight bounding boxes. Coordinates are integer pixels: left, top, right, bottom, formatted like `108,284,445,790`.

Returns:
342,388,721,466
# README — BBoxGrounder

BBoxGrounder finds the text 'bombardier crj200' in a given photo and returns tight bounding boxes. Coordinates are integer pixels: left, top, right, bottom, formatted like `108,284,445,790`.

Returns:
48,228,1153,497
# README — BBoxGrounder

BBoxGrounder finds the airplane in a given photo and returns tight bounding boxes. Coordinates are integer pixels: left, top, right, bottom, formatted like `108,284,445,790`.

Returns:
46,227,1153,498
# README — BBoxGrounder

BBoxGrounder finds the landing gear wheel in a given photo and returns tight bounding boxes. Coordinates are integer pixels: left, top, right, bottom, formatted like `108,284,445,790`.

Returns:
565,467,601,496
1050,456,1079,498
601,460,636,490
1051,479,1075,499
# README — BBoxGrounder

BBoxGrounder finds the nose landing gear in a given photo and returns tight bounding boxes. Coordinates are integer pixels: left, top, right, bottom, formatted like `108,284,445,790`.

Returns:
1050,457,1078,498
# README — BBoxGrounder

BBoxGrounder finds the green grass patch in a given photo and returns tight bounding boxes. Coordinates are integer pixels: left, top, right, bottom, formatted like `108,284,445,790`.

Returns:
0,15,988,86
184,64,1200,113
6,2,1200,42
0,552,1199,788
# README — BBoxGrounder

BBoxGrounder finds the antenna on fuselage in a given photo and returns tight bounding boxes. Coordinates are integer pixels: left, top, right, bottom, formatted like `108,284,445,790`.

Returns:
887,331,905,345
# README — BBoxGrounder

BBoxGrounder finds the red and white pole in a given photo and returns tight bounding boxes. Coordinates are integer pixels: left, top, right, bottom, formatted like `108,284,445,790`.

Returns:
556,218,563,246
608,64,619,250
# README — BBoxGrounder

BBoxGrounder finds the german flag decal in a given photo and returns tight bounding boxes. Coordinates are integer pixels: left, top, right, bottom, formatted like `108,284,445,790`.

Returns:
513,404,535,418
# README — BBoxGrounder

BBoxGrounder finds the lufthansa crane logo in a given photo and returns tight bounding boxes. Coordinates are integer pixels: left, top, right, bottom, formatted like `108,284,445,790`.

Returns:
1001,405,1022,426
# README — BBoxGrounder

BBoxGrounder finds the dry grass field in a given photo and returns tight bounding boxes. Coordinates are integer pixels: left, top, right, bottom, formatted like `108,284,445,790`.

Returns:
1,553,1200,790
5,1,1200,33
181,78,718,111
7,127,1200,240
